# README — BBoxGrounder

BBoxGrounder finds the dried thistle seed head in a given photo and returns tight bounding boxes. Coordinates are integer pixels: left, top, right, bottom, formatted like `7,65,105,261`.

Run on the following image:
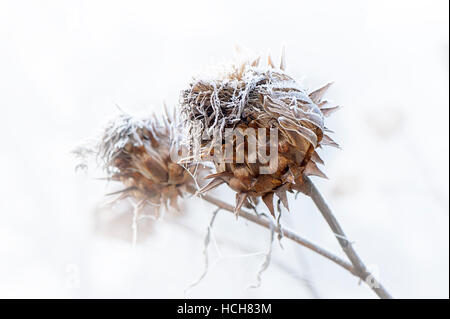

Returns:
75,109,198,211
180,51,340,216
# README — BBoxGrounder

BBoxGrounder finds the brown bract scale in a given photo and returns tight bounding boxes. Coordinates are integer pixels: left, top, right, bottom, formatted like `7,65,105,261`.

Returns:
180,53,340,216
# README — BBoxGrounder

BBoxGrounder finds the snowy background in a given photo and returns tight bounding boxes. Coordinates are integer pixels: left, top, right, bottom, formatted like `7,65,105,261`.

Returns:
0,0,448,298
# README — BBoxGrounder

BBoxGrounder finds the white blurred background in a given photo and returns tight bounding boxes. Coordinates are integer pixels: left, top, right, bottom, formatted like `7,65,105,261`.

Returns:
0,0,448,298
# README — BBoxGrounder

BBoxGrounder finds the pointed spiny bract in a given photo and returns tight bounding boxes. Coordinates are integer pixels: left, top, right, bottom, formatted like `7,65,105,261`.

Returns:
180,52,339,216
321,105,341,118
251,56,260,67
280,47,286,71
267,54,275,68
309,82,333,104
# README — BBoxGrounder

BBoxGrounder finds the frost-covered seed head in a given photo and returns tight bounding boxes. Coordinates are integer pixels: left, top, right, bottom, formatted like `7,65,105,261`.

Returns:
75,110,199,211
180,52,340,215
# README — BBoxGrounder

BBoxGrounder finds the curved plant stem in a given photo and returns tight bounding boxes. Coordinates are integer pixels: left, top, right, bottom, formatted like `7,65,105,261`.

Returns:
185,186,356,275
301,176,393,299
186,181,392,299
